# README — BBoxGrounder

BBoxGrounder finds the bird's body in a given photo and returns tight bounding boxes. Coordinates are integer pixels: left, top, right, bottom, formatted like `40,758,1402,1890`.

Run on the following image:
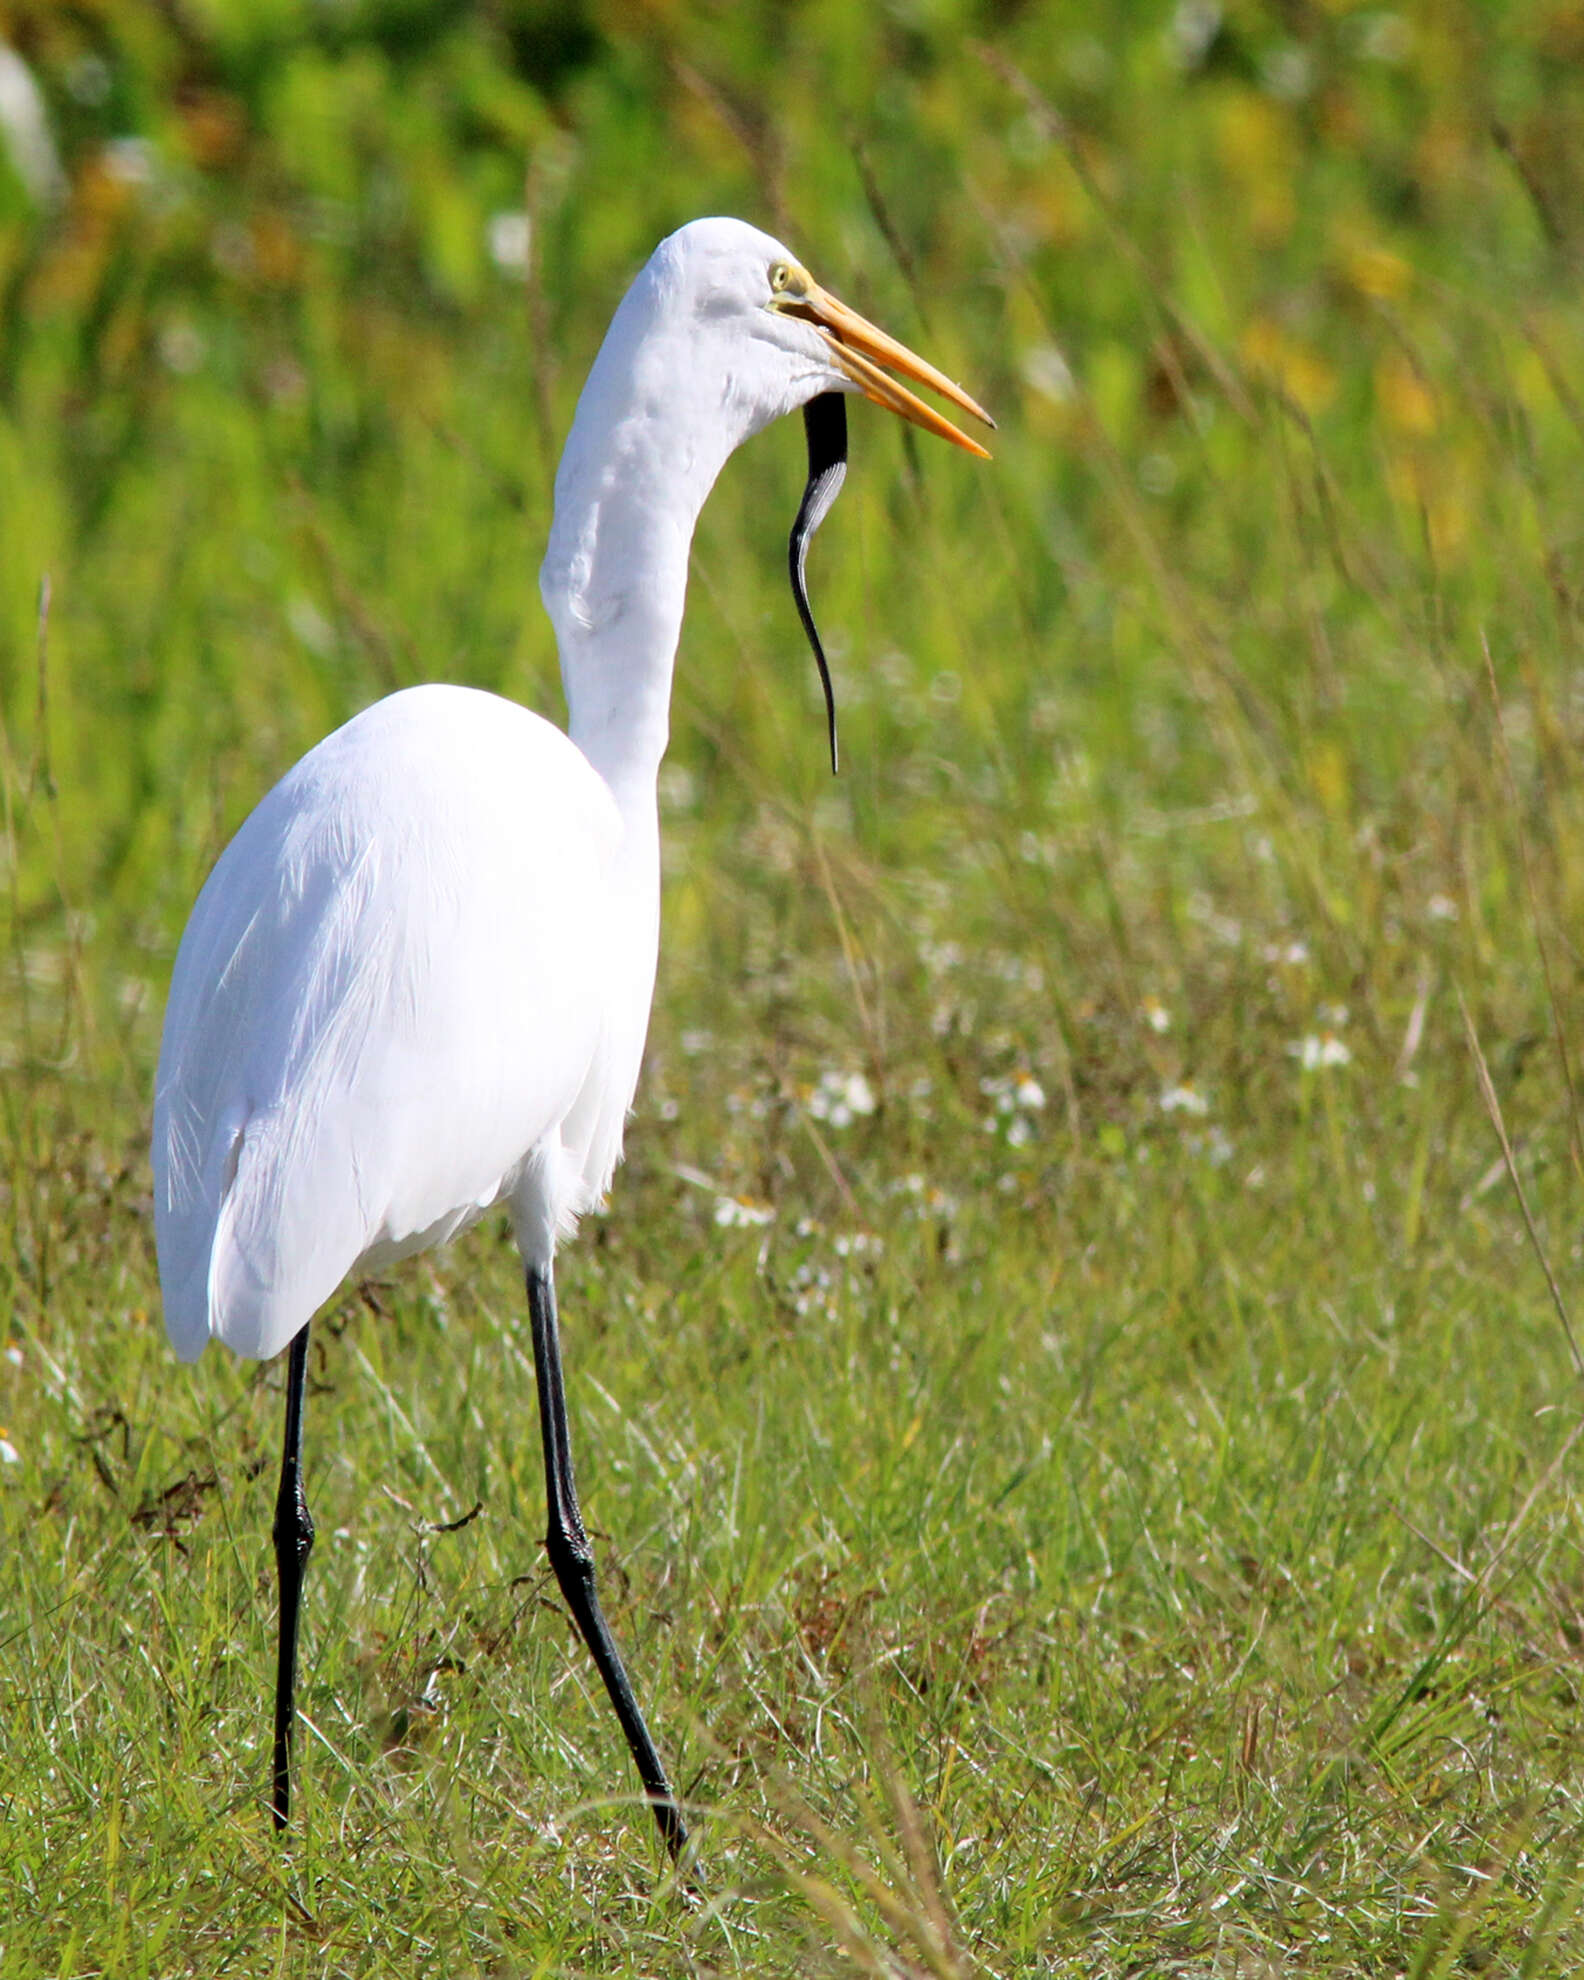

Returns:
156,684,642,1363
151,216,989,1858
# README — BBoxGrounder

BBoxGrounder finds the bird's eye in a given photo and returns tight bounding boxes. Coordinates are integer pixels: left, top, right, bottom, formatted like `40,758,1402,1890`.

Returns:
769,261,792,293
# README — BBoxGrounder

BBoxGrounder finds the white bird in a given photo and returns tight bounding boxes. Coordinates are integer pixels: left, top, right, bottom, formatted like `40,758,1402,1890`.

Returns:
152,216,991,1859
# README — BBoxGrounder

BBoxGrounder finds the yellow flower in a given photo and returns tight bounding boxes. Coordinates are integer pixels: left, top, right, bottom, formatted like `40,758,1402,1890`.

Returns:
1241,318,1336,415
1375,352,1436,434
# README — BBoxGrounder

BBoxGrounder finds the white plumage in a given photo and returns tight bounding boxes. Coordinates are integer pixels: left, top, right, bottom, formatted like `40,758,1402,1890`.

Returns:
150,215,989,1853
155,687,628,1362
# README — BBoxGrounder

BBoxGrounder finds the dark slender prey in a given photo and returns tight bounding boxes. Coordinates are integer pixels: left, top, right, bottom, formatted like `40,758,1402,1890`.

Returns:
789,391,849,775
271,1322,315,1830
527,1263,688,1860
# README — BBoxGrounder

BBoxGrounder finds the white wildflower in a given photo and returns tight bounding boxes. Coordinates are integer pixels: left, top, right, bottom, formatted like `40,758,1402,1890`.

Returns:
1292,1033,1351,1070
487,210,531,278
714,1196,774,1230
808,1069,876,1129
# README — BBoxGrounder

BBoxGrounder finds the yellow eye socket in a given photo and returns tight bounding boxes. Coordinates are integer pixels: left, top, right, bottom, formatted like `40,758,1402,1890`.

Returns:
769,261,793,294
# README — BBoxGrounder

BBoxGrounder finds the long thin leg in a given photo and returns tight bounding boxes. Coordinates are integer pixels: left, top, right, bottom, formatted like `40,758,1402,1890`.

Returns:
271,1322,315,1831
527,1264,688,1860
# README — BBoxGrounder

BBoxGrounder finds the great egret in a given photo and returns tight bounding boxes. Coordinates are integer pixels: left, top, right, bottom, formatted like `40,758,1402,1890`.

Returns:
153,216,991,1860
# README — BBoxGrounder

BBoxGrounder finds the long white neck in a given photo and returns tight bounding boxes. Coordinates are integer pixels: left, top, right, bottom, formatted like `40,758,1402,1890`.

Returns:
540,287,744,821
532,311,737,1179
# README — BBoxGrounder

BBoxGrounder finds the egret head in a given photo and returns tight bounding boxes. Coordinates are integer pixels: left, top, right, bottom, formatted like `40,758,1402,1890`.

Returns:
546,218,991,775
639,217,991,452
636,218,992,772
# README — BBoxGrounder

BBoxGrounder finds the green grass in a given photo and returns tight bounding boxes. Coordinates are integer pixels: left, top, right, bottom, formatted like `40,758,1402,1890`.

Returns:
6,2,1584,1972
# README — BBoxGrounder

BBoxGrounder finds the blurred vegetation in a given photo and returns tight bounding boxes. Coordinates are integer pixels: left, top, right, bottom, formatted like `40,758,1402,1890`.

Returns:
7,1,1584,1973
5,0,1584,1071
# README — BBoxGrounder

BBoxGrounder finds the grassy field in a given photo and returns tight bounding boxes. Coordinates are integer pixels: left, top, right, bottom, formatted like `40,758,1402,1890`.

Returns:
6,2,1584,1972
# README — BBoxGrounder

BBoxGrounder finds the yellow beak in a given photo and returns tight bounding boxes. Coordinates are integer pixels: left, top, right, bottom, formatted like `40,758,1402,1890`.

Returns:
780,282,994,459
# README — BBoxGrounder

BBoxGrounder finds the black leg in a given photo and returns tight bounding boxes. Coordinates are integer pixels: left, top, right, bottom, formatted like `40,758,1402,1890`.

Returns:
527,1264,688,1860
271,1322,315,1831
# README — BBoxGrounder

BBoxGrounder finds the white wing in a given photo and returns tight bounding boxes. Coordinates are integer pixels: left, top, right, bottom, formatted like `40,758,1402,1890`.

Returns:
154,685,624,1364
